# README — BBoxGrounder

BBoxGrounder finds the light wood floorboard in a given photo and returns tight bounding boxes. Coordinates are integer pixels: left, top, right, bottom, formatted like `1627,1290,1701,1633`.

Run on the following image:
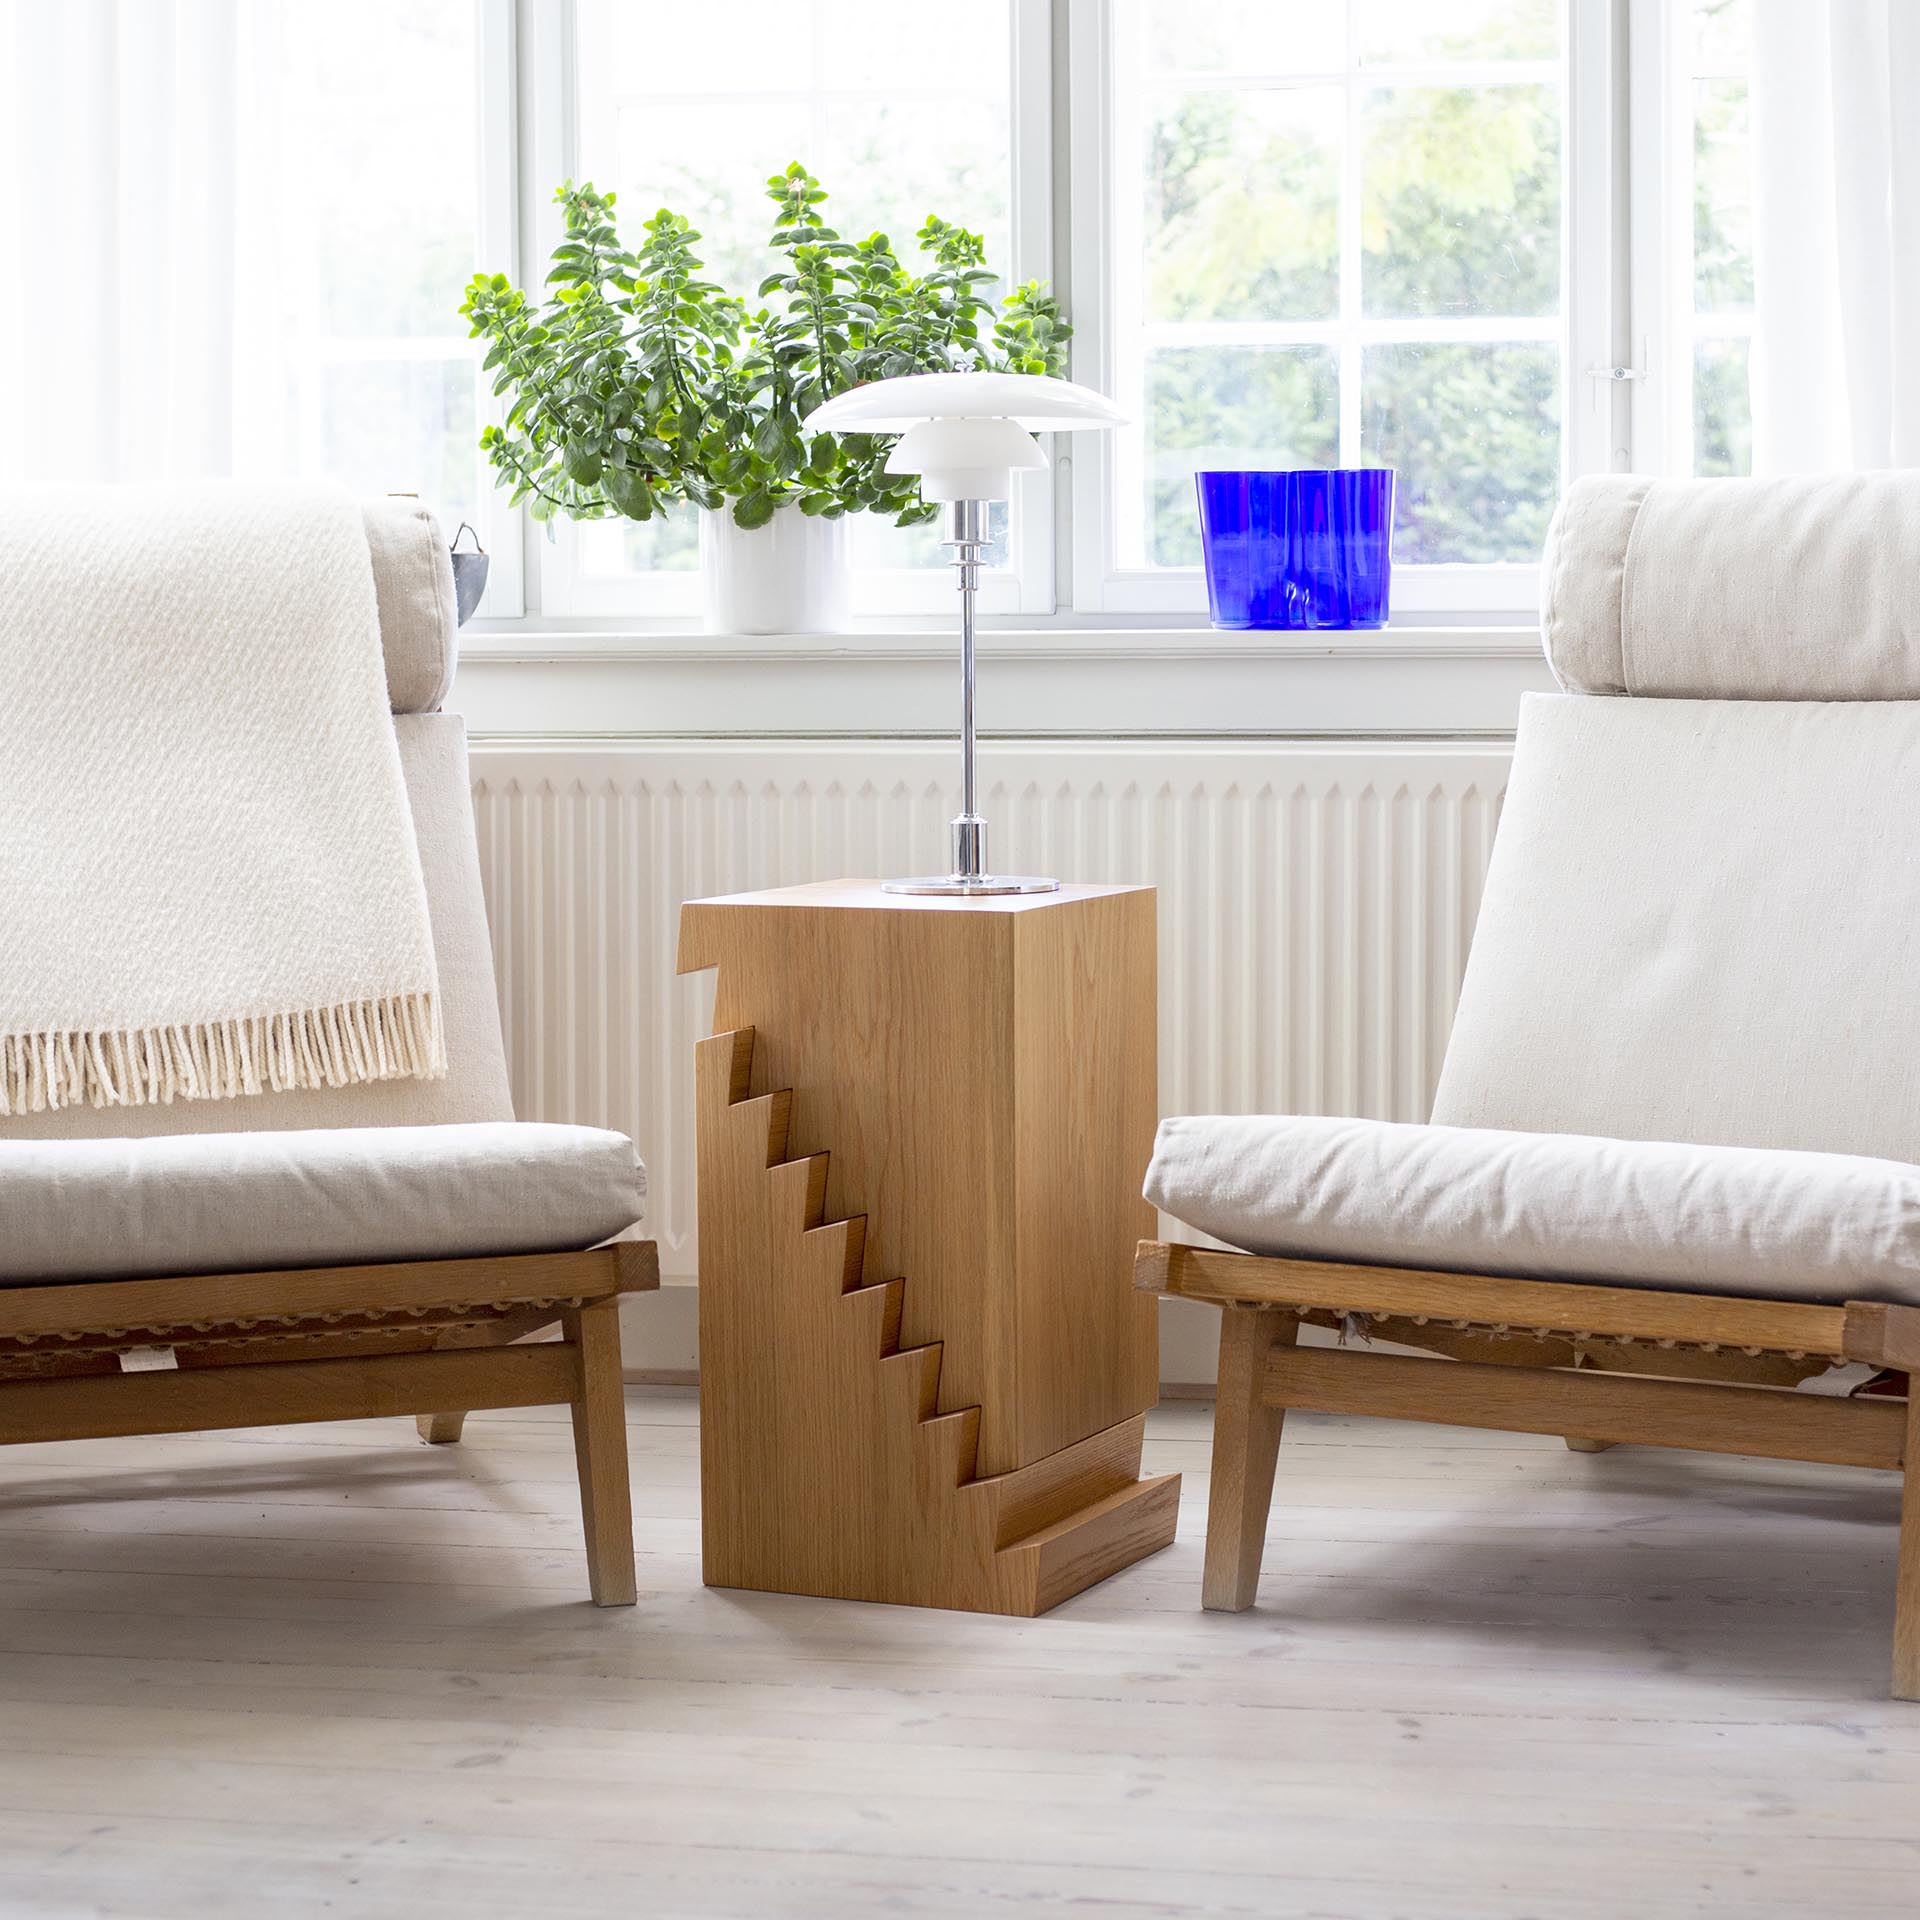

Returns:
0,1389,1914,1917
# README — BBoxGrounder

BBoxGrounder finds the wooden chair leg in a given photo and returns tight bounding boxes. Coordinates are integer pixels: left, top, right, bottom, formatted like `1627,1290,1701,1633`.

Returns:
563,1298,637,1607
1565,1435,1616,1453
1202,1307,1297,1612
413,1309,566,1448
1895,1392,1920,1699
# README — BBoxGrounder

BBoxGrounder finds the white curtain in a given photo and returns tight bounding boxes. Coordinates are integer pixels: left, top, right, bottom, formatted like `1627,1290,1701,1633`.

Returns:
1749,0,1920,472
0,2,290,489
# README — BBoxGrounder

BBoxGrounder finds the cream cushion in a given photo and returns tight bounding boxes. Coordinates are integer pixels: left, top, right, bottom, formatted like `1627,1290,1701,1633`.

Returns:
1146,1114,1920,1304
0,1123,646,1284
1542,471,1920,698
362,497,458,714
1431,692,1920,1165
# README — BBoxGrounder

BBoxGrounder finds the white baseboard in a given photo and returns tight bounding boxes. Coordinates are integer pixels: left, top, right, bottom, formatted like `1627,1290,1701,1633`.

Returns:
619,1283,698,1377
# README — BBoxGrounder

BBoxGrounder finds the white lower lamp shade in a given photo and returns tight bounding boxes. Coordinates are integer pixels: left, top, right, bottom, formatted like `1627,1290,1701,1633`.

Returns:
884,418,1045,503
805,371,1125,895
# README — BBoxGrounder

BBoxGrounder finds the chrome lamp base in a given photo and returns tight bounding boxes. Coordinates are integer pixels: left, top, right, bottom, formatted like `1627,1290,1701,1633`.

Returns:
883,873,1059,897
883,810,1057,897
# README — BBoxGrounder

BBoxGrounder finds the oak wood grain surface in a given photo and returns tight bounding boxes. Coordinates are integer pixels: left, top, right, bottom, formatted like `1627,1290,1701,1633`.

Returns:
681,883,1160,1475
677,884,1171,1613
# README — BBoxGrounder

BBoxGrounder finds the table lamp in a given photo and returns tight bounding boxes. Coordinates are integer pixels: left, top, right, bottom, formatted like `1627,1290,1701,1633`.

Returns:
807,371,1124,895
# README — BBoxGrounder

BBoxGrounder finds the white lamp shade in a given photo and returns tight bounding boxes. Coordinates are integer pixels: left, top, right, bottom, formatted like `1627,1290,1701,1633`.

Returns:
806,370,1125,434
884,418,1048,503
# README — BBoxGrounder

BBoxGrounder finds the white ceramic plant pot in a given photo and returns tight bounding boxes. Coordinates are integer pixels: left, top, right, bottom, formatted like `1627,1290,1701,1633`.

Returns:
699,505,851,636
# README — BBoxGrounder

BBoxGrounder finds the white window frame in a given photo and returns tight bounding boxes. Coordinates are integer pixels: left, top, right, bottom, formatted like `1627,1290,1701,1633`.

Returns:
1626,0,1687,476
511,0,1057,624
1065,0,1621,622
1624,0,1750,480
470,0,526,616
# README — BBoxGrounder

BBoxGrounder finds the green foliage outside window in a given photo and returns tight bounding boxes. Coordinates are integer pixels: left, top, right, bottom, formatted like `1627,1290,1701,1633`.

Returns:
462,162,1070,531
1142,78,1565,568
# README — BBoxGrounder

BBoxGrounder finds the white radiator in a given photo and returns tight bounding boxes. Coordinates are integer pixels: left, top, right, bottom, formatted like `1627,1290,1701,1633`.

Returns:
468,740,1510,1286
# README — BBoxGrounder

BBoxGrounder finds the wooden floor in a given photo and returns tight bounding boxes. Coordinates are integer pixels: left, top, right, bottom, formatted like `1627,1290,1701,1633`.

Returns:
0,1390,1915,1918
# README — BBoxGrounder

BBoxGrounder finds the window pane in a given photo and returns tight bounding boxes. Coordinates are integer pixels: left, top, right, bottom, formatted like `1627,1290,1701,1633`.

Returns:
1694,338,1753,476
1139,1,1345,75
1693,78,1752,313
603,100,816,301
1693,0,1751,71
284,2,478,338
1145,347,1340,566
573,0,1014,583
586,0,793,96
588,0,1008,97
1355,0,1559,63
848,503,1009,572
818,101,1009,291
1110,0,1567,586
600,99,1010,326
253,1,482,545
1361,84,1560,318
813,0,1006,93
1360,344,1559,564
577,502,1010,579
1684,1,1753,476
1145,91,1340,322
580,509,701,577
307,359,479,526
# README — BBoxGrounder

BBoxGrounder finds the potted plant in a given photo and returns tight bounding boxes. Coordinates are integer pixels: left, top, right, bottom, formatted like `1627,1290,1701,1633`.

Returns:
462,163,1070,634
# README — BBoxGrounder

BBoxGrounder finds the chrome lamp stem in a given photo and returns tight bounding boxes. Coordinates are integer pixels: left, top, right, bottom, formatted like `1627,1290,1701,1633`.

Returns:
883,499,1057,897
950,497,986,882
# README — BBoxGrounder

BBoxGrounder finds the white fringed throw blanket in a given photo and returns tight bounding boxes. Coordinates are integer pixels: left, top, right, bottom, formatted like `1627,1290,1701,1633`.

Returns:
0,482,446,1113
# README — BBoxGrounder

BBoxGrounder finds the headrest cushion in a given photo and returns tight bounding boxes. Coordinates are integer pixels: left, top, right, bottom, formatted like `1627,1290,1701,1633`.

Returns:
1541,471,1920,699
362,498,458,714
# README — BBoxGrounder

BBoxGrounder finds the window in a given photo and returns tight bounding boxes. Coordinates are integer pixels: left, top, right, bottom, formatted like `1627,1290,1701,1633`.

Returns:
538,0,1053,618
1072,0,1606,618
17,2,1773,634
1642,0,1753,476
1621,0,1758,483
264,1,517,606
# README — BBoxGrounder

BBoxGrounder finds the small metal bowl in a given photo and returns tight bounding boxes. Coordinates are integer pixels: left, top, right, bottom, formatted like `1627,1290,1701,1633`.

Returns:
450,523,490,626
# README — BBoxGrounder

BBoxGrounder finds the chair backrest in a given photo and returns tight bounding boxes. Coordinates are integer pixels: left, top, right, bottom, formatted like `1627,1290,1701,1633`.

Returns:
1430,471,1920,1165
2,499,516,1141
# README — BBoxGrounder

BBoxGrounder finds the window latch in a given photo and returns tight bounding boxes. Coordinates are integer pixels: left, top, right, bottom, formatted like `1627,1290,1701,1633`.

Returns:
1586,363,1648,383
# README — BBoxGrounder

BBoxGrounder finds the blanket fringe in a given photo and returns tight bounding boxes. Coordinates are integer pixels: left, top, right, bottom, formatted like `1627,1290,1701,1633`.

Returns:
0,992,447,1115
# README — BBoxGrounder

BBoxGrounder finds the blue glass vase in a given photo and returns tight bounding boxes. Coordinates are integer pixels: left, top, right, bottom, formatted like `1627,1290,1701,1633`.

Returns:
1195,469,1395,630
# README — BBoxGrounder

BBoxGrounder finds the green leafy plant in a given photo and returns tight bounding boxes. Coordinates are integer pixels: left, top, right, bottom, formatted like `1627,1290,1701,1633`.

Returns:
463,163,1071,532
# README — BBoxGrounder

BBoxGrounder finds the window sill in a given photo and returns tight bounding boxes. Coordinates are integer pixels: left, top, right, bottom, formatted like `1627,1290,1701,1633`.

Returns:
451,619,1555,741
457,621,1546,664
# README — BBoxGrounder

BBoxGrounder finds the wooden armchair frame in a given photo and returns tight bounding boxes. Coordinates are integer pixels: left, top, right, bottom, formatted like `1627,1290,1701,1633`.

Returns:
0,1240,659,1605
1138,1240,1920,1697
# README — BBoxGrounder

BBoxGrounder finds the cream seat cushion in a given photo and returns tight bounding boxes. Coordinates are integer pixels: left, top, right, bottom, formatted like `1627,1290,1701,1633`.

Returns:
0,1123,646,1284
1145,1114,1920,1305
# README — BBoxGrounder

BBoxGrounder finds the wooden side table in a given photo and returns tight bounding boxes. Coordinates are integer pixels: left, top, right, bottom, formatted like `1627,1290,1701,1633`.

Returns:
676,880,1178,1614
